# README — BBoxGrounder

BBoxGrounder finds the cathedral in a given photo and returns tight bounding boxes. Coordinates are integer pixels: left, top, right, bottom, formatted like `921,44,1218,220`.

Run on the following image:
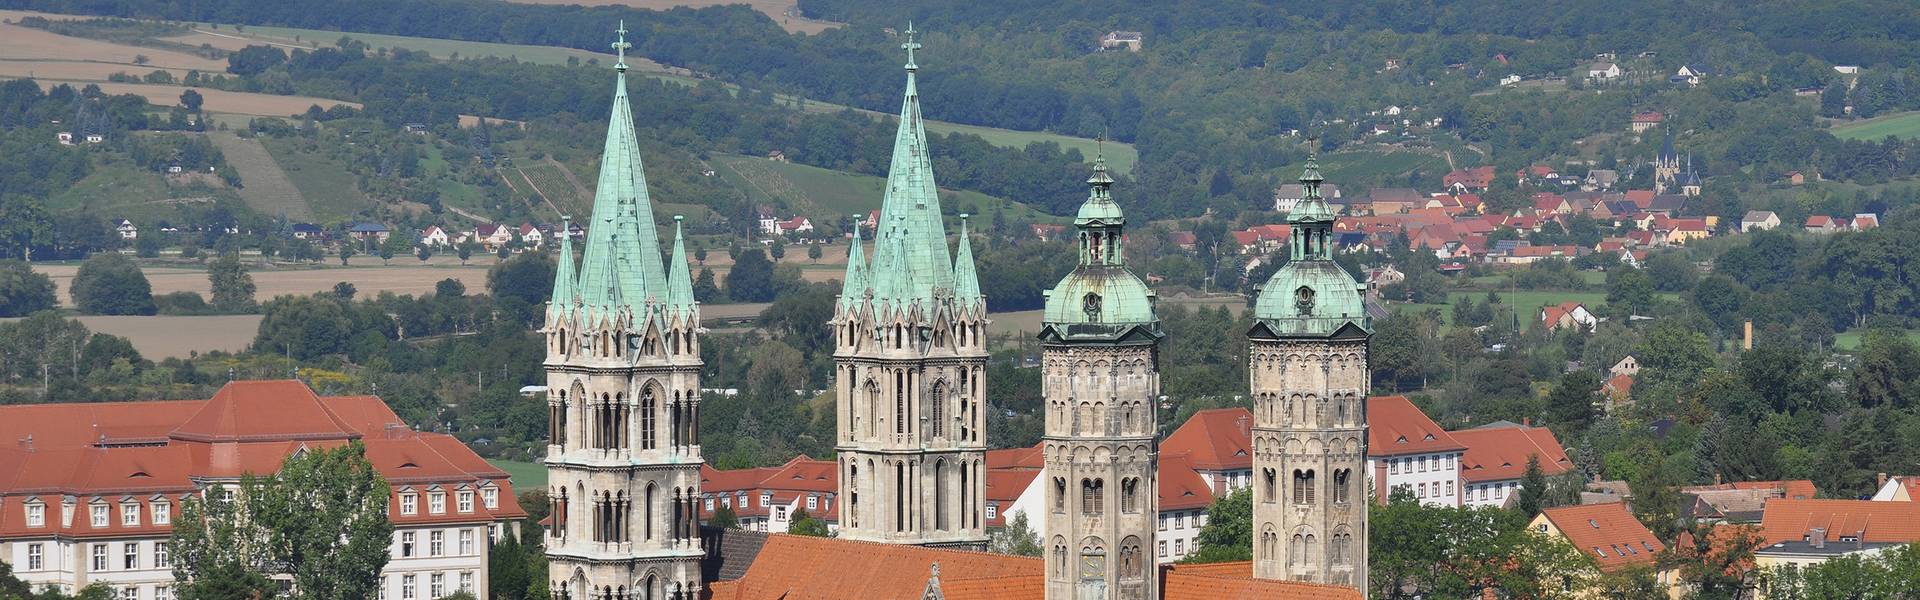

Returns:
544,23,1371,600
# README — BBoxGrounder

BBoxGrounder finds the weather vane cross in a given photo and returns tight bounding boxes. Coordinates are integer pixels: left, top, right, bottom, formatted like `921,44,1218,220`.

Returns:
612,20,631,72
902,22,921,70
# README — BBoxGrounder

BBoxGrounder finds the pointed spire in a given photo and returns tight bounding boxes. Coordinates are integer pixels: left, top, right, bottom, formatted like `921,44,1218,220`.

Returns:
840,216,868,309
867,23,952,307
1289,150,1334,223
953,214,981,307
576,21,669,311
550,216,578,309
666,215,695,315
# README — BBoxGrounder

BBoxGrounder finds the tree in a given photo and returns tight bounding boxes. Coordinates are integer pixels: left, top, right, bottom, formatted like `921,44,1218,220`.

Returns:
252,294,356,360
1185,488,1252,563
1544,370,1600,433
726,249,776,302
487,253,555,305
1669,522,1765,599
332,282,357,301
379,233,410,265
1605,266,1655,317
71,253,155,315
416,246,432,262
1764,542,1920,599
988,512,1043,556
709,505,740,530
1515,456,1548,518
456,240,476,265
208,253,257,313
436,277,466,298
769,240,786,261
806,244,822,263
693,268,720,302
1853,329,1920,409
0,259,57,317
173,443,391,600
787,509,830,537
180,89,204,112
338,245,355,266
694,246,707,264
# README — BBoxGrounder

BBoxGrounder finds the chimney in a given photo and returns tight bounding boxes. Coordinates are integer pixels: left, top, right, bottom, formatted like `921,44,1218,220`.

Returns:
1879,472,1889,489
1714,473,1722,485
1743,321,1754,350
1806,528,1825,549
1522,417,1532,428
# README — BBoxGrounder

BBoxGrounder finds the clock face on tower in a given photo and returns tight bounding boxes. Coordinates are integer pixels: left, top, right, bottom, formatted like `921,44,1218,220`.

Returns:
1080,553,1105,581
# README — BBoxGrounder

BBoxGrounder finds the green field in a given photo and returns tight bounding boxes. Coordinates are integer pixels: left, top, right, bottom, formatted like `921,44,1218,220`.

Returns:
1391,289,1682,327
1832,111,1920,141
1833,329,1920,351
1314,149,1449,185
183,23,611,67
489,458,547,489
709,153,1059,224
48,161,173,215
261,137,373,219
789,98,1136,175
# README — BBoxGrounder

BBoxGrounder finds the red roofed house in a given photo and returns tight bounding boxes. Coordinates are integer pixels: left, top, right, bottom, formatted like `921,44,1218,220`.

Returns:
1851,213,1880,231
1602,373,1635,410
699,456,838,534
1804,215,1844,234
981,443,1218,566
0,380,526,598
1161,408,1256,494
1870,475,1920,502
1365,396,1467,507
1445,166,1496,192
1450,421,1573,508
1541,302,1599,332
1530,503,1665,573
1630,111,1665,133
1755,499,1920,569
1168,231,1198,251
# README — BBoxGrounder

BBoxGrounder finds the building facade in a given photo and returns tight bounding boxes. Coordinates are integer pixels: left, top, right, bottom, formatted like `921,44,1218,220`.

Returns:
543,24,706,600
1364,396,1465,507
0,380,525,600
1247,156,1371,590
1038,156,1165,600
831,28,990,550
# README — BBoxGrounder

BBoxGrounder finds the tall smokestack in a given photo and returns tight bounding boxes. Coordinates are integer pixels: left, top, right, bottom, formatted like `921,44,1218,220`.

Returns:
1744,321,1754,350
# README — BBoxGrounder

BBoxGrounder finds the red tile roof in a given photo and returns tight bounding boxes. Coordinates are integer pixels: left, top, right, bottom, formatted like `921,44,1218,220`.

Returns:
1366,396,1465,457
711,533,1042,600
1539,503,1664,572
171,380,359,443
1759,499,1920,545
1451,423,1571,483
1160,561,1365,599
699,456,838,521
1158,454,1217,511
988,444,1045,470
1162,408,1254,472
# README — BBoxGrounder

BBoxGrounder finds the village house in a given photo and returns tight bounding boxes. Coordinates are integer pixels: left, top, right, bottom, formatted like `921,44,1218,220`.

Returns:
517,223,545,249
113,219,138,240
1367,396,1467,507
1851,213,1880,231
1366,188,1424,214
289,223,325,240
1630,111,1664,133
348,222,391,242
1804,215,1845,234
761,217,814,237
1601,373,1634,410
419,225,452,248
1027,223,1068,242
1541,301,1599,332
1610,355,1639,378
1679,480,1816,524
698,457,838,535
1272,182,1344,212
474,224,516,249
1741,211,1781,232
1753,499,1920,572
1530,503,1668,583
1588,61,1623,81
1160,408,1255,495
1869,475,1920,501
1444,166,1496,192
0,380,526,599
1452,420,1574,509
1672,64,1707,87
1100,30,1143,52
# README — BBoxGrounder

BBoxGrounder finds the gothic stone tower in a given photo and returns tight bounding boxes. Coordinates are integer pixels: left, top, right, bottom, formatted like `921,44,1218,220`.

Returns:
1248,155,1370,591
832,26,990,550
544,23,705,600
1039,156,1164,600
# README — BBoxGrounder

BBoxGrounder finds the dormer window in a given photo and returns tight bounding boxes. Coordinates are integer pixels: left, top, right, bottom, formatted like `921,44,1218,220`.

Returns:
1083,293,1102,321
91,504,109,528
122,503,140,527
457,490,474,513
25,503,44,528
429,491,446,515
482,487,499,510
400,492,418,516
1295,286,1315,315
152,500,170,525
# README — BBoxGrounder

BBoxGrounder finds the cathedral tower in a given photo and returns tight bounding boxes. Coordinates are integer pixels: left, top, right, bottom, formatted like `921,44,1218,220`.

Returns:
832,25,990,550
1038,155,1164,600
1248,155,1370,591
544,22,705,600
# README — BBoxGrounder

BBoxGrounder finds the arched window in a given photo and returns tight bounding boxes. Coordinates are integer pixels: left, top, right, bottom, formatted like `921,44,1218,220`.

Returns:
1081,479,1104,515
894,371,908,435
1053,477,1067,513
1292,470,1316,505
1332,469,1351,504
864,381,881,438
644,483,655,541
934,460,949,531
640,388,657,450
1263,468,1278,503
1289,534,1304,567
1120,478,1139,513
930,381,947,438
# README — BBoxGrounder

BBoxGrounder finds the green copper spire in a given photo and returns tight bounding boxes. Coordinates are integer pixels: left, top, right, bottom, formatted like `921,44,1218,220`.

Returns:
665,215,695,315
1040,152,1159,339
866,23,953,308
550,216,579,309
1253,155,1368,334
840,217,868,308
953,214,981,306
576,22,669,311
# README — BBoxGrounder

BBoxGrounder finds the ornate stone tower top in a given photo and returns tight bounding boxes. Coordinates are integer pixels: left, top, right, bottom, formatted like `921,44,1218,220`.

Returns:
1039,153,1161,343
1252,153,1370,338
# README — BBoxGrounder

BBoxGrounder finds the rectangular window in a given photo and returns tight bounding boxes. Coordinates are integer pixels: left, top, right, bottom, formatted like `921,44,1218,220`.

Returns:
378,577,387,600
155,586,170,600
1158,516,1167,531
1158,540,1167,557
400,493,417,516
1175,539,1185,555
119,588,136,600
483,488,499,510
124,542,138,569
459,529,474,555
429,492,446,515
26,544,41,570
26,504,44,527
1420,457,1429,472
986,504,998,520
155,542,170,569
760,492,771,507
92,544,108,571
430,530,445,556
1447,481,1455,496
122,504,140,527
460,571,473,592
721,497,731,509
1180,513,1189,529
457,491,474,513
92,505,109,528
152,501,170,525
807,495,818,511
401,532,416,558
705,498,715,511
430,573,444,598
402,575,416,600
1389,460,1398,475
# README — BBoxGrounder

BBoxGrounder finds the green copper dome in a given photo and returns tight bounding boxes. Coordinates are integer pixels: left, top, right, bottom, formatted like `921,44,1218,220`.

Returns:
1252,153,1369,336
1040,151,1161,342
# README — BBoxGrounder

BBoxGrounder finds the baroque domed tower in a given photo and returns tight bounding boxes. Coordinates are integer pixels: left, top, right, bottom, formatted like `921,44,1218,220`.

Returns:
1248,155,1370,591
1038,154,1164,600
831,25,990,550
543,22,706,600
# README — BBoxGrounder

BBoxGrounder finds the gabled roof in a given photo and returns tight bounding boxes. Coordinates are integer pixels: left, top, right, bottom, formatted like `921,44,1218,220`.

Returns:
171,380,358,443
1760,499,1920,545
1162,408,1254,472
1366,396,1465,457
1158,454,1216,511
1539,503,1664,572
1452,423,1572,483
986,444,1044,470
710,534,1041,600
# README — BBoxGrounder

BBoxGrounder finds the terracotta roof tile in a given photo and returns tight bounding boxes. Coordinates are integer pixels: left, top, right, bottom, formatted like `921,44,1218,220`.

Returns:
1157,454,1216,511
1451,424,1571,483
171,380,358,443
1161,561,1365,599
1162,408,1254,472
1365,396,1464,457
1538,503,1663,572
1759,499,1920,545
723,533,1040,600
988,444,1045,470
